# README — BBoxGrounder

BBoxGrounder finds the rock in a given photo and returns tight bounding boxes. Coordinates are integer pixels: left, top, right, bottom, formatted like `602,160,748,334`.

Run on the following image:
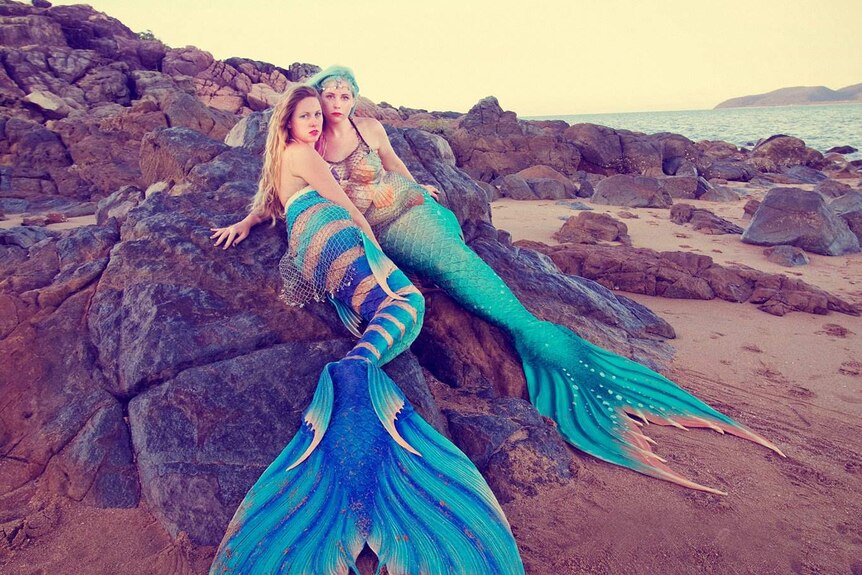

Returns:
657,175,698,199
696,140,742,161
555,212,632,245
742,187,860,255
161,47,214,77
752,135,825,170
224,108,271,149
826,145,857,154
555,200,593,211
449,97,580,181
76,61,131,106
670,204,743,235
22,90,73,118
517,165,577,198
592,174,673,208
702,161,756,182
520,240,858,316
694,176,715,199
45,4,139,59
21,214,48,226
493,174,535,200
386,126,492,230
563,123,622,174
140,127,229,187
44,211,66,224
96,185,144,227
0,14,67,48
742,199,761,221
619,132,663,176
781,165,828,184
830,191,862,242
814,179,853,199
764,245,810,267
446,398,577,503
699,185,739,202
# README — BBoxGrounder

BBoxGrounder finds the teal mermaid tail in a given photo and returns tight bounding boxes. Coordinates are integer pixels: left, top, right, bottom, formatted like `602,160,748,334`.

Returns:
378,197,783,493
211,361,523,575
211,189,524,573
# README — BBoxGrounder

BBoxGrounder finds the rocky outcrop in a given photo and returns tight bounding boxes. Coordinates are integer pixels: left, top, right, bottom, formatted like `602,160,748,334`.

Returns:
742,187,860,255
830,191,862,242
555,212,632,245
519,240,859,317
751,135,825,170
670,204,743,235
764,245,810,267
448,97,581,182
591,174,673,208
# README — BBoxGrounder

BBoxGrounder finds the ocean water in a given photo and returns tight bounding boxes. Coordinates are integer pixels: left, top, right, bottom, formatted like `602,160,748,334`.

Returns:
528,103,862,160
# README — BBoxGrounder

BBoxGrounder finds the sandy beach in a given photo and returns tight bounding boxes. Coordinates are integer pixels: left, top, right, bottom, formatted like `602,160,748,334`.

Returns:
490,189,862,574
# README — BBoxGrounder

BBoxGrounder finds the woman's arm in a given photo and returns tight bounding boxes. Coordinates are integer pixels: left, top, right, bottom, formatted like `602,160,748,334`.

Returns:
211,209,268,250
287,144,383,247
359,118,439,199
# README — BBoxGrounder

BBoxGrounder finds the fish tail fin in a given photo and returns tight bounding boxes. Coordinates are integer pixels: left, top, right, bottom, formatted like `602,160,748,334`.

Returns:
212,360,525,574
516,321,784,494
210,363,363,574
363,362,525,574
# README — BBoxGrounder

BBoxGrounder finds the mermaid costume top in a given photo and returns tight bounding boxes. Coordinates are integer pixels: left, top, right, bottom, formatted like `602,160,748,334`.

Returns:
327,120,426,234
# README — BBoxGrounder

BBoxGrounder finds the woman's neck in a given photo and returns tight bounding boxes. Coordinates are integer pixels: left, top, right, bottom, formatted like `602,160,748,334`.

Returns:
324,117,353,139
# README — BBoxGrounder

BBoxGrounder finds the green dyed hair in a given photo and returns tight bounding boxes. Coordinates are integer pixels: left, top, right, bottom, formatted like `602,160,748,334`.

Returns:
306,65,360,105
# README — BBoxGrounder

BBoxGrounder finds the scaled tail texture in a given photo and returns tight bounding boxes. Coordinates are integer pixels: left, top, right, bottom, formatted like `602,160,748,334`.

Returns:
211,361,524,575
517,321,785,493
376,199,783,494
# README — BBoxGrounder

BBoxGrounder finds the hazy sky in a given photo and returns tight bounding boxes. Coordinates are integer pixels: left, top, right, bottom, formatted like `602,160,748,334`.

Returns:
52,0,862,116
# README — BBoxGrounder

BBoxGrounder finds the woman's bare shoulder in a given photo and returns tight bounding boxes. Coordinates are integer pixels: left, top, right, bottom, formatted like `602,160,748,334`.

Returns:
353,117,387,146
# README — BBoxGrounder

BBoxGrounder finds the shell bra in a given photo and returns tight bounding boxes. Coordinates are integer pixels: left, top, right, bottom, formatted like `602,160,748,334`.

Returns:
327,120,426,235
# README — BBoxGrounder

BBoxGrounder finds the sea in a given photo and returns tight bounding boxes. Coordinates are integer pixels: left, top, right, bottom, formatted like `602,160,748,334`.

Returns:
527,103,862,160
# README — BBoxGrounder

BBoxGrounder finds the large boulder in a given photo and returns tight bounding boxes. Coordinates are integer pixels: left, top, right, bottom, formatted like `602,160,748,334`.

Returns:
449,97,581,181
555,212,632,245
830,191,862,242
591,174,673,208
742,187,860,255
563,123,622,174
751,135,825,170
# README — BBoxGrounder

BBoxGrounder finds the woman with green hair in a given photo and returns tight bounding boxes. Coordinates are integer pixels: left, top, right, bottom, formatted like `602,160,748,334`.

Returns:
303,64,783,494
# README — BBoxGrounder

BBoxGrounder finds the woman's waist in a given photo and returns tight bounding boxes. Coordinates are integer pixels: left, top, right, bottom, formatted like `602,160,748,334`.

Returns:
283,185,316,212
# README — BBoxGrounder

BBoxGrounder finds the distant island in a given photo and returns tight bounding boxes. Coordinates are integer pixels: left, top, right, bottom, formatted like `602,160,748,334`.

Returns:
714,83,862,109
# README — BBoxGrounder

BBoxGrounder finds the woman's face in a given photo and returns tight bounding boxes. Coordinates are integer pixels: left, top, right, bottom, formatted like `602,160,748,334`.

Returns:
288,96,323,144
320,80,355,123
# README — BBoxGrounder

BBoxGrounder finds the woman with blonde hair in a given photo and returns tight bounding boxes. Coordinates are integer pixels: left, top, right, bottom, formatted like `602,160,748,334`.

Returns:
210,84,525,574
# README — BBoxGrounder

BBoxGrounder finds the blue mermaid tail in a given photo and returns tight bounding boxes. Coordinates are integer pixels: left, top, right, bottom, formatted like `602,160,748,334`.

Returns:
376,197,784,494
211,361,522,574
211,190,524,574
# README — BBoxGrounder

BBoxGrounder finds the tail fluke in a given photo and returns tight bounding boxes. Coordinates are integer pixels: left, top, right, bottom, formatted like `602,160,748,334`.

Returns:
516,321,784,494
211,360,524,574
366,364,524,575
210,366,362,574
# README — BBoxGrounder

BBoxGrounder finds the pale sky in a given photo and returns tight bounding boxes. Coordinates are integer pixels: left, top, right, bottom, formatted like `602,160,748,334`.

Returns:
52,0,862,115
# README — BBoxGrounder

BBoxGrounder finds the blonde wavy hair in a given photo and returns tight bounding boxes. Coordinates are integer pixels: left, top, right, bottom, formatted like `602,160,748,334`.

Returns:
250,84,321,225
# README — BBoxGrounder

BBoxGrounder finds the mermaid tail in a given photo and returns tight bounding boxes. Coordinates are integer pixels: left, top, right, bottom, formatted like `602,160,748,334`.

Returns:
378,198,783,493
211,361,523,575
212,189,524,573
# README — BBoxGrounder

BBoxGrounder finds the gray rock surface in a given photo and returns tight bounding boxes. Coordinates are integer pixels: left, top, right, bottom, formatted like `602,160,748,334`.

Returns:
742,187,860,255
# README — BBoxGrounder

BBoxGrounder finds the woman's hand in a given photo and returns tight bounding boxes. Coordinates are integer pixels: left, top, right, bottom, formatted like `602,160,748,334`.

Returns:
211,220,253,249
421,184,439,201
